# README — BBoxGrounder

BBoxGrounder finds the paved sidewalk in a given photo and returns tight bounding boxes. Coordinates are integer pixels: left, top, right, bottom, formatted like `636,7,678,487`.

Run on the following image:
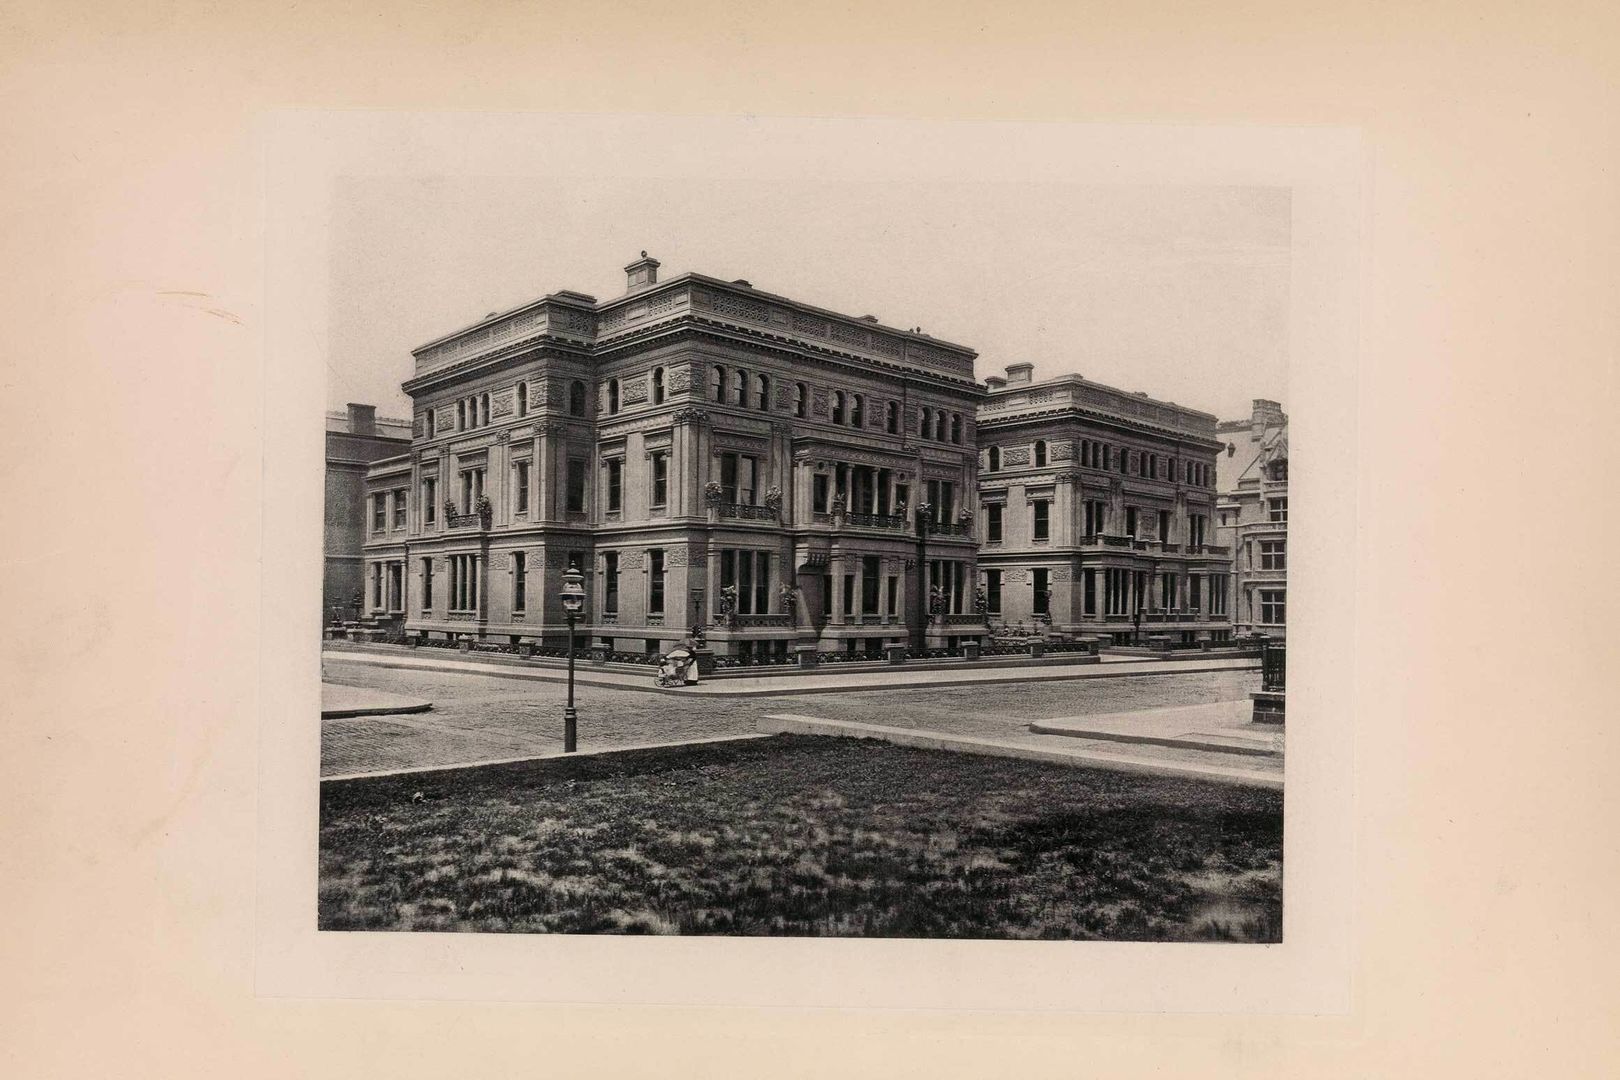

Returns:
323,648,1259,697
1031,700,1285,757
759,714,1282,790
320,682,432,719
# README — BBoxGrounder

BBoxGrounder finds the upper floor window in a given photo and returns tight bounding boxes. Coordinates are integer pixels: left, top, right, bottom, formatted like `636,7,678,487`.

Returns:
934,411,948,442
515,383,527,417
513,460,530,514
719,452,758,505
1259,589,1286,625
1269,460,1288,482
424,407,436,435
850,393,864,428
950,413,962,444
566,459,587,513
711,365,726,403
1260,539,1286,570
651,367,665,405
456,400,467,430
1268,497,1289,523
756,373,770,411
794,382,807,419
480,394,490,426
1034,440,1047,467
731,368,747,406
650,451,669,509
372,493,387,533
988,446,1002,471
919,407,931,438
569,380,587,417
985,503,1003,543
393,489,407,530
885,401,898,434
423,478,437,525
605,458,623,512
607,378,620,414
1032,499,1050,541
831,391,846,425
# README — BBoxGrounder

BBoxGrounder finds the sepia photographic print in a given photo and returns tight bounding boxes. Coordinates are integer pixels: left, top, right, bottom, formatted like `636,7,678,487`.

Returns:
265,114,1355,1009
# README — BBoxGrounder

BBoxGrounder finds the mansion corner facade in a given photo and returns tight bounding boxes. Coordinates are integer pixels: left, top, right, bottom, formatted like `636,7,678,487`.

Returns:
360,255,1267,656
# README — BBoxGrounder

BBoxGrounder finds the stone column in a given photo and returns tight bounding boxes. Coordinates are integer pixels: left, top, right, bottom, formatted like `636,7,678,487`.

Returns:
829,553,846,625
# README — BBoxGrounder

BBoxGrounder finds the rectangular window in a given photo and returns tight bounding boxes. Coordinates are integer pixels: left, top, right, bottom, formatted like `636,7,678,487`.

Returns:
393,489,407,530
648,549,665,614
1260,589,1286,625
719,452,757,504
512,551,527,613
1126,507,1138,537
755,551,770,616
813,473,829,513
986,503,1003,543
1188,574,1202,611
1033,568,1050,616
1268,497,1289,523
822,574,832,616
388,563,402,611
566,459,587,513
1033,500,1050,541
372,494,386,533
1157,509,1170,543
1260,540,1287,570
1160,571,1177,610
985,570,1002,615
843,574,854,616
1211,576,1228,615
1083,500,1106,537
650,452,668,509
603,552,619,614
1083,569,1097,615
460,468,485,513
421,557,434,611
423,478,437,525
737,550,754,614
371,563,383,608
513,461,530,514
886,575,898,617
1188,513,1207,548
606,458,623,513
861,556,880,615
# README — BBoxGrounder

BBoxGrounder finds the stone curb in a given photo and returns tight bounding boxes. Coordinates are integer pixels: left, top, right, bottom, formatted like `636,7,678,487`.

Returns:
1027,719,1279,757
758,714,1283,790
320,732,774,783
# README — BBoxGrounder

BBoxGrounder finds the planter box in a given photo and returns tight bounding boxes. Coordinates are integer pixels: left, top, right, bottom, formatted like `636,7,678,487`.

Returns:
794,644,818,669
886,644,907,664
1029,640,1045,659
962,641,981,661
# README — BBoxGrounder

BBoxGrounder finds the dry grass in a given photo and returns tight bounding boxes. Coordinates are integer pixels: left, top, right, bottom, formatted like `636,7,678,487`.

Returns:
319,735,1282,940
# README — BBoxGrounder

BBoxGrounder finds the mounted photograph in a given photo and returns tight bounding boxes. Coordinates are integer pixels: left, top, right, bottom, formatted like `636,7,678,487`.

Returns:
316,139,1296,944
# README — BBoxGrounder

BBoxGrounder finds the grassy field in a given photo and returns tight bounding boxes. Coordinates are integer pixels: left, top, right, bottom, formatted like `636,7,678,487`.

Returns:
319,735,1282,941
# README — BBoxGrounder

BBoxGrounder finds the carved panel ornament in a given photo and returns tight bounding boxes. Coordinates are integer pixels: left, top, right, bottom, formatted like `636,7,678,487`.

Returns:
618,549,645,570
666,547,689,567
492,389,515,418
1049,441,1074,461
1002,447,1032,467
496,431,511,444
667,367,693,393
774,385,793,409
1050,567,1072,583
811,389,830,417
622,377,650,405
414,416,427,437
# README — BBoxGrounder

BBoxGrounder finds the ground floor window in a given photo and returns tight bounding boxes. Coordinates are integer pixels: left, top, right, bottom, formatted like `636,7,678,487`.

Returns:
1033,567,1050,616
449,554,479,612
421,557,434,611
985,569,1002,616
1209,575,1229,615
720,549,771,614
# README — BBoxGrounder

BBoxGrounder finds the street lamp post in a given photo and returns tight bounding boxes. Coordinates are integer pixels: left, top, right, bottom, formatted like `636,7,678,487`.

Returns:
560,567,584,753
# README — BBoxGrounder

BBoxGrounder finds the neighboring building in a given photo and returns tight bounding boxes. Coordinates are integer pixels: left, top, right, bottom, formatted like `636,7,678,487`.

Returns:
362,255,986,658
975,365,1229,643
1215,399,1289,639
324,404,412,622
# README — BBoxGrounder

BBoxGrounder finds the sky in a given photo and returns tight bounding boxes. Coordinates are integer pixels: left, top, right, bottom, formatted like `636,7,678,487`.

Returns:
328,175,1289,424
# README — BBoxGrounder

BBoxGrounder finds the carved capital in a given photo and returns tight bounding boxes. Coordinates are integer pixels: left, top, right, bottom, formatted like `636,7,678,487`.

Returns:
672,407,708,426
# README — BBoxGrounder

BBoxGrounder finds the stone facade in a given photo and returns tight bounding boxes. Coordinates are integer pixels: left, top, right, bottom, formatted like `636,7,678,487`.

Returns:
324,404,411,621
975,366,1230,643
1216,399,1288,639
362,256,987,656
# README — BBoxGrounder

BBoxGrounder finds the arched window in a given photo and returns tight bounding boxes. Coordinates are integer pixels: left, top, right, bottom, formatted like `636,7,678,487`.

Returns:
934,411,948,442
756,373,770,410
851,394,864,428
731,369,747,406
569,380,586,416
480,394,490,426
1034,440,1047,467
919,407,931,438
794,382,807,418
988,446,1001,471
885,401,898,434
515,383,527,417
652,367,665,405
607,378,620,414
425,408,435,435
950,413,962,444
711,365,726,402
831,391,845,424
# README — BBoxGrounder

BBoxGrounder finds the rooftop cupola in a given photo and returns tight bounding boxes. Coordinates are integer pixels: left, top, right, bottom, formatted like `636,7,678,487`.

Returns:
624,251,660,293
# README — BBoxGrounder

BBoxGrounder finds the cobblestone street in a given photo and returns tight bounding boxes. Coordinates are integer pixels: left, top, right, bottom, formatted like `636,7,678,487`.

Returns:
321,657,1263,776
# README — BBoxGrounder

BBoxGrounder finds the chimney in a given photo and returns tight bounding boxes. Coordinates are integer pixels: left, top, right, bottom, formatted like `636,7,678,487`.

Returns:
624,251,660,293
1005,363,1034,386
983,375,1007,391
346,403,376,436
1250,398,1285,439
